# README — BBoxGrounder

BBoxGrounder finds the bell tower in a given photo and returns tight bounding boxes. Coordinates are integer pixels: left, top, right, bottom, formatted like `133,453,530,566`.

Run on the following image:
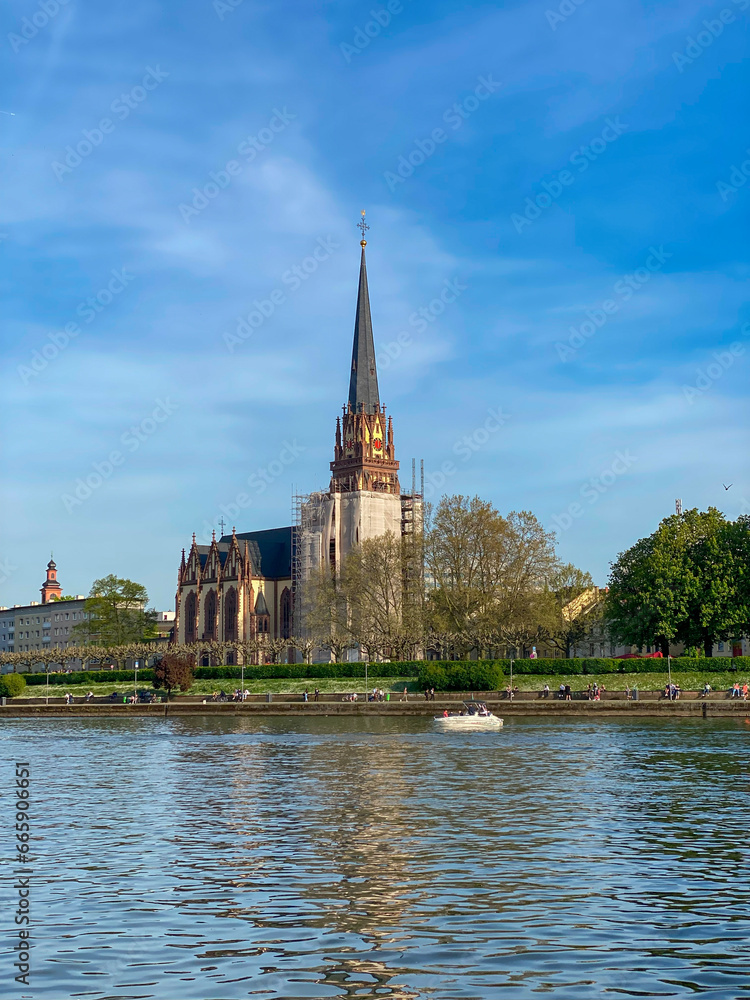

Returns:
41,555,62,604
330,216,400,497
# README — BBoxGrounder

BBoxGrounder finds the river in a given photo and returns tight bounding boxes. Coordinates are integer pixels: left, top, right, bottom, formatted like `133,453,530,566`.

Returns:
2,716,748,998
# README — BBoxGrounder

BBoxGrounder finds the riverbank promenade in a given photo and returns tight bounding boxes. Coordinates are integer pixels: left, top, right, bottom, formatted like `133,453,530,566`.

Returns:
3,690,749,718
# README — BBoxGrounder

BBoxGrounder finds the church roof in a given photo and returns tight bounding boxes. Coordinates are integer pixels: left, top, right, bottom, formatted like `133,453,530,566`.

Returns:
223,526,292,580
347,244,380,415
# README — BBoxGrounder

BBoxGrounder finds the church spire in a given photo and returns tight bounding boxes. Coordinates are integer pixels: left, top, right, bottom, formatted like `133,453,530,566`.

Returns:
348,212,380,415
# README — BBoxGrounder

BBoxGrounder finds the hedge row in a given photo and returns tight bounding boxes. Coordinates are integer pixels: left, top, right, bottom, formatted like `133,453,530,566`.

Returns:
192,662,422,680
16,656,749,691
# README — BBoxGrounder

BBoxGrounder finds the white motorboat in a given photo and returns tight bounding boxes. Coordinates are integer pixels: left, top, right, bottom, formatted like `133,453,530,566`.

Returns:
433,702,503,730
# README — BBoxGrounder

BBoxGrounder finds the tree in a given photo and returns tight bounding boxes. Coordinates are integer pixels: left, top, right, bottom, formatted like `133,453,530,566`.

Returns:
301,564,353,662
542,563,598,656
49,594,78,602
153,650,195,699
605,508,749,656
74,575,158,646
340,531,424,660
425,498,561,656
424,495,508,639
0,673,26,698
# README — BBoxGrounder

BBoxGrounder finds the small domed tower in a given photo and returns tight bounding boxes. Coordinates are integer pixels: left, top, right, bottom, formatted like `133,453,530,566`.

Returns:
41,556,62,604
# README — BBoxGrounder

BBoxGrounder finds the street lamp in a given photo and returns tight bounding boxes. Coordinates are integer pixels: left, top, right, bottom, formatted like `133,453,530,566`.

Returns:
134,659,139,702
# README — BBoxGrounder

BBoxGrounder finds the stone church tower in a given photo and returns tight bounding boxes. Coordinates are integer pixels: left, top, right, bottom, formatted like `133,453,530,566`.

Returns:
295,222,419,598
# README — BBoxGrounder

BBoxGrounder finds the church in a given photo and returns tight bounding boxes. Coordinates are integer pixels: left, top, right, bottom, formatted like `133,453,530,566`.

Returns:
174,219,422,656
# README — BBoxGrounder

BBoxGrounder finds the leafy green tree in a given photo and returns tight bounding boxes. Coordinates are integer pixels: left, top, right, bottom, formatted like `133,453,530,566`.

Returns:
0,673,26,698
73,575,158,646
606,508,749,656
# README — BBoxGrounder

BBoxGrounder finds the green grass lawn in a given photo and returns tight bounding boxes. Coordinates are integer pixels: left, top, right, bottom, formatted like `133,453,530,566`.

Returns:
21,676,413,699
18,668,749,699
507,670,748,692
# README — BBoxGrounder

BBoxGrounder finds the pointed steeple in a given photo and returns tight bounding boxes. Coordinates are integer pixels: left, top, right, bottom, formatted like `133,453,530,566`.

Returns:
348,215,380,415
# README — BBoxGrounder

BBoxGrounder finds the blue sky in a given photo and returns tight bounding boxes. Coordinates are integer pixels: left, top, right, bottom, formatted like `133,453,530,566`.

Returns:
1,0,748,610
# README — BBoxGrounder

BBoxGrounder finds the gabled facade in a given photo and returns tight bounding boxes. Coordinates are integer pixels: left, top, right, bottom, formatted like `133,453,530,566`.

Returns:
175,527,292,653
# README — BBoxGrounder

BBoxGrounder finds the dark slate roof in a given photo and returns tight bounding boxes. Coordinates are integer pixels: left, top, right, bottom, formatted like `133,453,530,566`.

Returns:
196,541,263,577
222,526,292,580
347,246,380,414
254,591,269,615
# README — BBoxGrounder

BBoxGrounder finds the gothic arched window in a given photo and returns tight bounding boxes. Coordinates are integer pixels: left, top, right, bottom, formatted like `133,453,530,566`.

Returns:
280,587,291,639
224,588,238,641
204,590,217,640
185,592,197,643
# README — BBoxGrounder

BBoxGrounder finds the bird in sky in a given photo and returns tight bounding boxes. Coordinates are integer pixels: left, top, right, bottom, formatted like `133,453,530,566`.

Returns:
723,483,733,490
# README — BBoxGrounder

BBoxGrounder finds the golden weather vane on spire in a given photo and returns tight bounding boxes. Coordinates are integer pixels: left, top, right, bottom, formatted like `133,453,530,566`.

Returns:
358,209,369,245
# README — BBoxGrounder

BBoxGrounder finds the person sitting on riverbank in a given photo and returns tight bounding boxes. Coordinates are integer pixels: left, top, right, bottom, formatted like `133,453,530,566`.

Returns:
505,684,513,701
558,683,565,699
65,692,73,705
314,688,320,702
85,690,94,702
701,682,711,697
731,682,741,698
542,684,549,698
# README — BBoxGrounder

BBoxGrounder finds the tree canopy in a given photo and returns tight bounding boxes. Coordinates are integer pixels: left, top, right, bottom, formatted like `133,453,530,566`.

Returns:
73,575,158,646
605,508,750,656
302,495,594,659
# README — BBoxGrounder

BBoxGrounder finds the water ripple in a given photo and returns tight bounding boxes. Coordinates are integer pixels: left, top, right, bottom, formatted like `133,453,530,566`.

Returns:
1,716,749,998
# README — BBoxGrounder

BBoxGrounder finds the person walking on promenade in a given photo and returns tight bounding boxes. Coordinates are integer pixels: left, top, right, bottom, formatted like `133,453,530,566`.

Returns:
430,687,435,701
402,687,408,702
303,689,309,702
742,683,748,701
558,683,565,699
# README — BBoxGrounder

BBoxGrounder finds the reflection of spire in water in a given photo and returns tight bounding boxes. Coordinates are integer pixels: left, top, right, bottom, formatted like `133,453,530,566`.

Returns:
169,724,427,996
294,734,421,996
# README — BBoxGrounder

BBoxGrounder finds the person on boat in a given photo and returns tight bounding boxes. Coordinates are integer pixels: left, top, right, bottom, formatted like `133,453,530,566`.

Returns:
443,709,449,717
